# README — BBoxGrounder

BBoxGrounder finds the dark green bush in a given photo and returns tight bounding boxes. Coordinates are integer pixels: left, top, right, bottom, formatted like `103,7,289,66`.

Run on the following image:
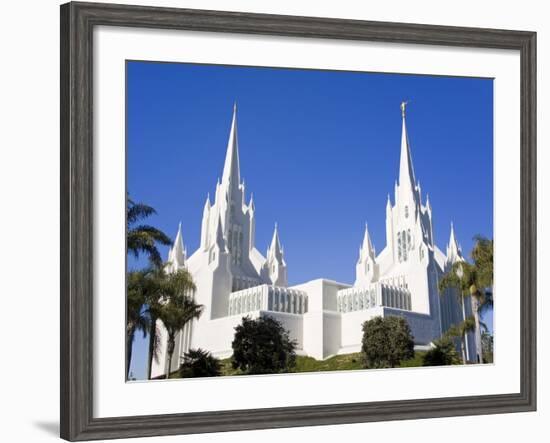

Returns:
422,338,460,366
179,348,221,378
361,316,414,368
231,316,296,375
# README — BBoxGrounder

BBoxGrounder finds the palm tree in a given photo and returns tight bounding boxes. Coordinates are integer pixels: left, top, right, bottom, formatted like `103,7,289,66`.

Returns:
472,236,494,320
444,317,476,364
439,260,483,362
439,236,493,364
126,195,172,378
143,267,167,380
127,195,172,268
126,270,152,379
158,270,202,378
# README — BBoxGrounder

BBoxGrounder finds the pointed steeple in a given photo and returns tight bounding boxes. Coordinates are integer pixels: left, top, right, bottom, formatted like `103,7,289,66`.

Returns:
168,222,186,268
200,195,211,251
399,101,416,191
203,193,211,213
360,223,375,261
446,222,462,263
263,222,287,286
355,223,378,286
268,222,284,262
248,192,255,211
221,102,241,188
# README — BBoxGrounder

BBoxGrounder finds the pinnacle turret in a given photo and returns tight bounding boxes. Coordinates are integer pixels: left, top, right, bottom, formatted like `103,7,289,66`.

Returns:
268,222,284,263
262,222,287,286
203,193,211,213
248,193,255,211
360,223,376,261
167,222,186,269
446,222,462,264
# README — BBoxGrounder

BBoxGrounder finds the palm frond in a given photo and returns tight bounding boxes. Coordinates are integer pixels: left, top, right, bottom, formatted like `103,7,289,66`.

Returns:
126,196,171,268
131,225,172,245
478,289,494,315
127,200,157,225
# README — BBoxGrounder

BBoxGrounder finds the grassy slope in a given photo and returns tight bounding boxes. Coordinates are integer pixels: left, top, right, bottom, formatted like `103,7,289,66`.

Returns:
169,352,427,378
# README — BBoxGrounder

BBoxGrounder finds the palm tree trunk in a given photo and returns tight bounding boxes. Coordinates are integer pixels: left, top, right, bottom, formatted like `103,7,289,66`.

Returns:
126,326,135,379
147,314,158,380
471,296,483,363
461,297,471,362
166,337,175,379
460,335,467,364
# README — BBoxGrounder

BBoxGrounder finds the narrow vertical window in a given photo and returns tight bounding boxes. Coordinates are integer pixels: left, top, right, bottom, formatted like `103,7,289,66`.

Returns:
397,232,402,262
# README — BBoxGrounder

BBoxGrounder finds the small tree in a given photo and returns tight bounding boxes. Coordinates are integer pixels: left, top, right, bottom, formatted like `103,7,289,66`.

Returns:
126,270,152,379
444,317,476,364
232,316,296,375
158,269,202,378
179,348,221,378
481,332,494,363
439,236,493,365
422,337,460,366
361,316,414,368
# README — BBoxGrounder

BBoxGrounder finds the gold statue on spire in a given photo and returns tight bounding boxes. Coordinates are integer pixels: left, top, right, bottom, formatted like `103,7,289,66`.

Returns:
400,100,409,118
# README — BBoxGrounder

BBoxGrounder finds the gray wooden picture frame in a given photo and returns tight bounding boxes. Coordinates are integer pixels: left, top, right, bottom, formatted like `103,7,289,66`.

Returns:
60,1,537,441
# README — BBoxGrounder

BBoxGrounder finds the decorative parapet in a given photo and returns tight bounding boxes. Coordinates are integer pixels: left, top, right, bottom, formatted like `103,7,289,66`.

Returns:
337,277,411,313
228,284,308,316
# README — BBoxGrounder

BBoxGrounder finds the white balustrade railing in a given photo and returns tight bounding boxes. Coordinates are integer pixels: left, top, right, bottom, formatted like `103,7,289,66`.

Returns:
337,278,411,313
228,284,308,316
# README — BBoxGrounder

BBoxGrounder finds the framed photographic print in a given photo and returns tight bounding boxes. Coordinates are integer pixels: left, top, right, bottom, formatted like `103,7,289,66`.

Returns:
60,1,536,441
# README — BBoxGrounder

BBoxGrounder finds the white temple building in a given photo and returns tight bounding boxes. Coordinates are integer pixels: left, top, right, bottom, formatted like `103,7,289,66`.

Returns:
151,102,477,378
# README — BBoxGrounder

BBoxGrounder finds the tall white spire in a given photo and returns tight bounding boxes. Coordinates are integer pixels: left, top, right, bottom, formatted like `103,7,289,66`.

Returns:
399,101,417,192
221,102,241,189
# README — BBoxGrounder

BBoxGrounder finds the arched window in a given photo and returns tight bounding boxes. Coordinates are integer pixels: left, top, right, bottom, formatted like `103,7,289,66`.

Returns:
407,229,412,250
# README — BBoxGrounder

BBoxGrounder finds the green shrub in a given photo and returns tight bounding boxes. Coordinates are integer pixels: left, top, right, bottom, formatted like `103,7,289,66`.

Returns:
231,316,296,375
361,316,414,368
179,348,221,378
422,338,460,366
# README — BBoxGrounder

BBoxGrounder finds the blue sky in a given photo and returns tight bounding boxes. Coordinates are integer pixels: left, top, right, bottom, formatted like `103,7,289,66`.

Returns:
127,61,493,379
